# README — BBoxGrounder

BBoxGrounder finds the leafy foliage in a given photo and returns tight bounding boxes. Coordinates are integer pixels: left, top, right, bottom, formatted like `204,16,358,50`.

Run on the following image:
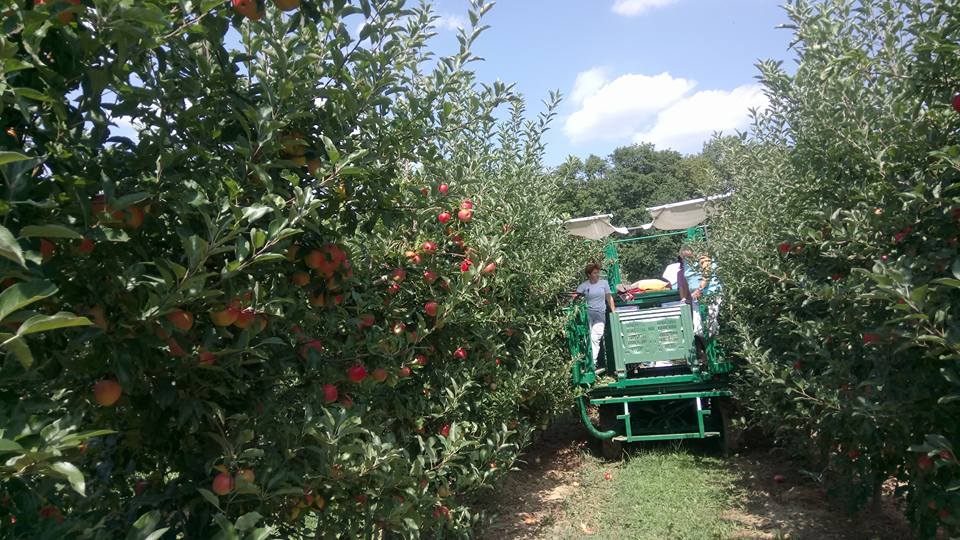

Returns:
708,0,960,536
0,0,586,537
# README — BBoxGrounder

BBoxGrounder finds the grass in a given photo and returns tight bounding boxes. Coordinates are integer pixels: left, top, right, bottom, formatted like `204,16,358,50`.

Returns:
551,443,742,540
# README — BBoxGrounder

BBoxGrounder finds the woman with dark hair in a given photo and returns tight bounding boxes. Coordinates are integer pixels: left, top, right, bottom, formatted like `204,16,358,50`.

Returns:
575,263,616,365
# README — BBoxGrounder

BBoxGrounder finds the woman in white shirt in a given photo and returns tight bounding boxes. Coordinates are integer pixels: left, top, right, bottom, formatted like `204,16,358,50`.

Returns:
575,263,617,365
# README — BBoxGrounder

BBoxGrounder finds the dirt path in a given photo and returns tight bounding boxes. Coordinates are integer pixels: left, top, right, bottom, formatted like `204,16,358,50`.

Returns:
476,415,912,540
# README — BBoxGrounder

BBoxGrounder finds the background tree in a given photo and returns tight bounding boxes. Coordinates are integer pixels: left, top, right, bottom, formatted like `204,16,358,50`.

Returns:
554,142,726,281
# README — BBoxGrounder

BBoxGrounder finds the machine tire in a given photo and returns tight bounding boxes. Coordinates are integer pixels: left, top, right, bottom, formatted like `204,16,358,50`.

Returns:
601,437,623,460
716,398,740,456
598,404,624,460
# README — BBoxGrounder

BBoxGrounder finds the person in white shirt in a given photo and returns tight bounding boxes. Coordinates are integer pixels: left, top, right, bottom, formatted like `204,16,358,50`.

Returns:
662,259,682,289
575,263,616,365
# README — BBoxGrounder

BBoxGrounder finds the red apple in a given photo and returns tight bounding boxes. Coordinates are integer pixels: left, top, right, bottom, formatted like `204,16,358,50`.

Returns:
862,333,881,344
482,262,496,274
415,354,428,366
603,471,612,481
40,239,55,260
212,472,234,496
236,469,255,485
35,0,81,24
93,380,122,407
439,424,450,437
322,383,338,403
424,301,439,317
778,242,790,254
392,322,406,335
847,449,860,459
460,200,473,210
387,282,401,294
390,268,407,282
459,260,471,273
453,347,467,360
457,209,472,222
918,454,935,470
291,272,310,286
210,305,240,326
347,365,367,383
422,241,437,253
398,366,411,378
272,0,299,10
438,184,449,195
166,310,194,331
233,308,255,328
231,0,263,20
372,367,388,382
437,211,451,224
358,313,375,329
423,270,438,284
77,238,95,255
953,92,960,113
199,351,216,365
124,206,145,230
134,479,149,495
304,250,325,269
773,474,786,484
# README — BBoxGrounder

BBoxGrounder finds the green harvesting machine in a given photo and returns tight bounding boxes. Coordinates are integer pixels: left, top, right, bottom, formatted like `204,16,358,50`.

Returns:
563,196,735,458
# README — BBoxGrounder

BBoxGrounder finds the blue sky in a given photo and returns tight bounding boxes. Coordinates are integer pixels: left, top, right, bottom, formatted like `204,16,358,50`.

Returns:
428,0,795,165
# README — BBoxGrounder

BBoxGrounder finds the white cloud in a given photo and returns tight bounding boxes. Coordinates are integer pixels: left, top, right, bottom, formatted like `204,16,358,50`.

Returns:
435,13,466,31
563,67,768,152
563,71,695,142
632,84,767,151
569,67,608,106
611,0,679,16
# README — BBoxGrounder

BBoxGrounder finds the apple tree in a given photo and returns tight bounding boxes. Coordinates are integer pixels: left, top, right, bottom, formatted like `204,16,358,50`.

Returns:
707,0,959,536
0,0,586,537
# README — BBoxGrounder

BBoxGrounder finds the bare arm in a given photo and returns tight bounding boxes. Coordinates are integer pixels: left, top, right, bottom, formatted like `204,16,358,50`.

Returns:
606,293,616,312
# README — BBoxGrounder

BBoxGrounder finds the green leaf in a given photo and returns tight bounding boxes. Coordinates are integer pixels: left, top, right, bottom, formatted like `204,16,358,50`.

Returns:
13,87,51,102
17,312,92,336
247,528,273,540
19,224,83,239
113,192,151,209
50,461,85,496
127,510,167,540
0,280,58,321
242,204,272,224
144,530,171,540
0,439,24,452
2,336,33,369
235,511,262,531
0,152,31,166
197,488,222,510
0,224,25,267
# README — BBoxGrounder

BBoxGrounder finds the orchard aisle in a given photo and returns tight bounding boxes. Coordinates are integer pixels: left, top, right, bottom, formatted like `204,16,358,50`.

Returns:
476,416,912,540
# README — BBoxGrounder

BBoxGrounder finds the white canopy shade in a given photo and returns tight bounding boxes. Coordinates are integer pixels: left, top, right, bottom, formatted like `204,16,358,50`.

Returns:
562,214,629,240
644,193,731,230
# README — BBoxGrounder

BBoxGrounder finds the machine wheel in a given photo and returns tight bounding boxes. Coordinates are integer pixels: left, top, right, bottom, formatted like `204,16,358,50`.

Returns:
598,404,624,460
716,399,740,456
601,437,623,460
